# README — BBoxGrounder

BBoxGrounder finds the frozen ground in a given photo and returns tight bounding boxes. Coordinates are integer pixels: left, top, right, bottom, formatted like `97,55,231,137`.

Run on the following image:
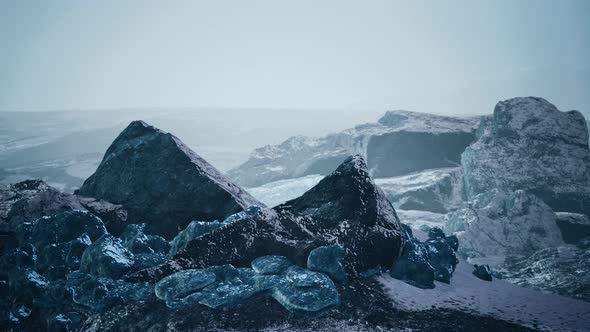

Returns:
379,257,590,332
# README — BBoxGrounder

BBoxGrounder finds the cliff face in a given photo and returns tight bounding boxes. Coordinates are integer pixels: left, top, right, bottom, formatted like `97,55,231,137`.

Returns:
227,111,481,187
76,121,263,239
462,97,590,216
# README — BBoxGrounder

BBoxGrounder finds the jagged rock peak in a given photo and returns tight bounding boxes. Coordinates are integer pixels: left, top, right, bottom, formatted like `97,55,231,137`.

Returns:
77,120,263,240
279,154,398,228
377,110,481,133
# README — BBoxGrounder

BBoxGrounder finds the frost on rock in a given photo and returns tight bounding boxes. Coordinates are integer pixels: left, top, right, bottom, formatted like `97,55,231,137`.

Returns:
446,189,564,258
80,234,135,279
16,210,107,280
154,257,339,314
462,97,590,216
307,244,346,283
390,225,458,289
472,264,493,281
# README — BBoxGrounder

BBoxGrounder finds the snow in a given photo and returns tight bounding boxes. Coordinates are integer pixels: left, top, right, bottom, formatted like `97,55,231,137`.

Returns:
246,175,324,207
378,257,590,331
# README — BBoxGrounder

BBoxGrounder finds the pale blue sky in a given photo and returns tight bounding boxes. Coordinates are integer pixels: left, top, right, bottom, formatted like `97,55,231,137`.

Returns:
1,0,589,116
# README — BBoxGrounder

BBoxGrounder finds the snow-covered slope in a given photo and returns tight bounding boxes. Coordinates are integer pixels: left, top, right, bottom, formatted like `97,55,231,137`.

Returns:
379,256,590,332
229,111,481,187
246,167,463,213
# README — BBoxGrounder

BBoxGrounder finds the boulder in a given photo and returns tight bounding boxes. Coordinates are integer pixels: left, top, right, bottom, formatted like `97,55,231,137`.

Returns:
76,120,263,240
390,225,459,288
154,258,339,314
446,190,564,258
555,212,590,244
462,97,590,217
472,264,493,281
80,234,134,279
307,245,346,283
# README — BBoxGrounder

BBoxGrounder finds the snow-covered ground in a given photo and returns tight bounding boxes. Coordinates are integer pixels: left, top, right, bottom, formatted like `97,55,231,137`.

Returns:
379,258,590,332
246,175,324,207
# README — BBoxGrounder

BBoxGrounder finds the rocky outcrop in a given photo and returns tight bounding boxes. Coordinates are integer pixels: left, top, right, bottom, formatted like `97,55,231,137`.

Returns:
228,111,481,187
462,97,590,216
446,190,564,258
0,179,128,253
76,121,263,239
130,155,405,282
555,212,590,244
390,226,459,289
500,246,590,302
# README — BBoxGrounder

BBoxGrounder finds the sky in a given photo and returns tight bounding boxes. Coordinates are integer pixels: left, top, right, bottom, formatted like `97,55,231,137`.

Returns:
1,0,589,116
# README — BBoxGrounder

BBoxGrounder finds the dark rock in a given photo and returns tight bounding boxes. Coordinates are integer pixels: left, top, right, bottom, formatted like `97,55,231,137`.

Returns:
390,240,435,289
390,225,458,288
168,220,227,257
66,271,154,311
577,237,590,249
80,234,134,279
307,245,347,283
555,212,590,244
132,156,405,282
154,258,339,314
120,223,170,255
8,268,48,301
276,155,406,274
472,264,493,281
75,120,263,240
0,180,128,253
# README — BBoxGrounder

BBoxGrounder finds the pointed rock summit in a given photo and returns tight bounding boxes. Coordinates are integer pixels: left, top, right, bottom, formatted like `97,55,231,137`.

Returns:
277,154,405,273
76,120,263,239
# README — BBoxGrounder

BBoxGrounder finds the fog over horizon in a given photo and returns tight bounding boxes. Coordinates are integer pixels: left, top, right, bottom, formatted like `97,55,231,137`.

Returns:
1,0,589,119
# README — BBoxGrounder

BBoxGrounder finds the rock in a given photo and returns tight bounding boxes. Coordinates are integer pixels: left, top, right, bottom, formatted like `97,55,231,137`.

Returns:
228,111,480,187
46,314,71,332
66,271,154,311
138,156,405,282
251,256,292,275
577,237,590,249
555,212,590,244
424,235,459,284
120,223,170,255
154,259,339,315
271,266,339,315
168,221,226,257
307,245,346,283
462,97,590,216
472,264,493,281
0,180,127,254
390,225,459,288
276,155,405,274
75,120,263,240
80,234,134,279
500,246,590,302
446,189,564,258
8,268,48,301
